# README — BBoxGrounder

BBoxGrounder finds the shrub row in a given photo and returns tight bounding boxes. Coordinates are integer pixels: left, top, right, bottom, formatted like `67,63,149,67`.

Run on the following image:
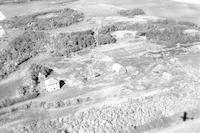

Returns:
39,97,92,110
0,93,37,109
1,8,84,30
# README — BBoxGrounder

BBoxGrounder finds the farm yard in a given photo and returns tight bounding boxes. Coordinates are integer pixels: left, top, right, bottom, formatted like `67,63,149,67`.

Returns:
0,0,200,133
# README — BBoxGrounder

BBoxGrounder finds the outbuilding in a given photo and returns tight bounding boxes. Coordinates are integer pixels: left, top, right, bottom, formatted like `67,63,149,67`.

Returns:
0,25,5,38
111,63,127,74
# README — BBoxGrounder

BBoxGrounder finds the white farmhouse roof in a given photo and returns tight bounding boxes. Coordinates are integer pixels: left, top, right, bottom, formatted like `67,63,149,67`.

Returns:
45,77,59,86
0,11,6,21
0,25,5,38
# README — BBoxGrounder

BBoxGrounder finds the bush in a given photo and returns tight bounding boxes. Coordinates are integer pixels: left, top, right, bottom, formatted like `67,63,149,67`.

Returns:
16,86,38,97
30,64,53,86
16,86,30,97
55,101,65,108
0,87,39,109
118,8,146,17
2,8,84,30
97,33,117,45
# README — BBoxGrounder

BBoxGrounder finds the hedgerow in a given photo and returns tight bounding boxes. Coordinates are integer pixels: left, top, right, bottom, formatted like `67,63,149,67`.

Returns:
0,31,48,80
1,8,84,30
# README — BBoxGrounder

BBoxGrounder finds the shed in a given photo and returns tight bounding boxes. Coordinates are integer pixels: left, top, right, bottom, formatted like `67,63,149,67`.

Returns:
111,63,127,74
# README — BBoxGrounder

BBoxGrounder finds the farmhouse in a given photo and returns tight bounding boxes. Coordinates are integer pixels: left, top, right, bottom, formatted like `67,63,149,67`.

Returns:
45,77,60,92
0,11,6,21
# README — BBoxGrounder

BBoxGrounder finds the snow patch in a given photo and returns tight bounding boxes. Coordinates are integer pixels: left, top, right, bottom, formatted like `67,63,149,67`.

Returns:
171,0,200,4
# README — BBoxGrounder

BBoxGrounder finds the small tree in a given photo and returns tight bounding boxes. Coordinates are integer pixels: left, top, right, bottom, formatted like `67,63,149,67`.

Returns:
29,64,53,86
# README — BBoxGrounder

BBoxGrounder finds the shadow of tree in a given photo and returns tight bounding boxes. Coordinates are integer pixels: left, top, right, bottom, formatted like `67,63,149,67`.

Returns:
59,80,65,88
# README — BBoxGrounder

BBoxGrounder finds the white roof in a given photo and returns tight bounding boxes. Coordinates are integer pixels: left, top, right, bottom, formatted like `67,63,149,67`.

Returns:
0,25,5,38
45,77,59,86
0,11,6,21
